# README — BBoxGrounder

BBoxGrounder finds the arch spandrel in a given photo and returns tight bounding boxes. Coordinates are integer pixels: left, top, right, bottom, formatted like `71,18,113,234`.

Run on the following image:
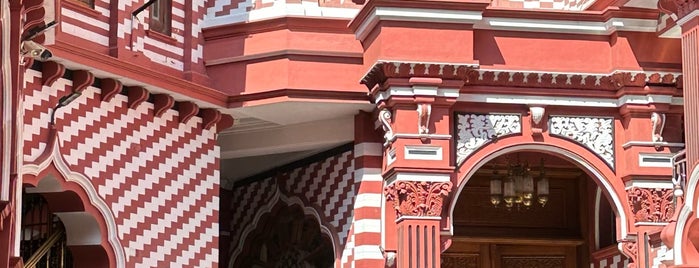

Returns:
448,136,631,240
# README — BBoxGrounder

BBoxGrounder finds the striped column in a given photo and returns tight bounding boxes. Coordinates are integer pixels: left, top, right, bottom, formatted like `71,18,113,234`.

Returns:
350,142,384,267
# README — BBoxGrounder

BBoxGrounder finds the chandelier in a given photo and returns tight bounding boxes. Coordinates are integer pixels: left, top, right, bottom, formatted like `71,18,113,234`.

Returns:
489,157,549,209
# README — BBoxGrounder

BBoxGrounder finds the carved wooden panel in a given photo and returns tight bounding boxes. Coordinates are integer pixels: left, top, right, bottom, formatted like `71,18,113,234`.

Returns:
442,253,479,268
501,256,565,268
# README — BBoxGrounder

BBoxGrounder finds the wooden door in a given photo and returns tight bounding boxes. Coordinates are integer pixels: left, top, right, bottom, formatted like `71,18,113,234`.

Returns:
493,244,577,268
442,242,578,268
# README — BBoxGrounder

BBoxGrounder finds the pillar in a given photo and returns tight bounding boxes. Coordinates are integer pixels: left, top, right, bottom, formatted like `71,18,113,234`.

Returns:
385,180,452,268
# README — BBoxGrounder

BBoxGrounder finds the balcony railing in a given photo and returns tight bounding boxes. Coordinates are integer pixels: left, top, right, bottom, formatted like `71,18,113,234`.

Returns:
672,149,687,198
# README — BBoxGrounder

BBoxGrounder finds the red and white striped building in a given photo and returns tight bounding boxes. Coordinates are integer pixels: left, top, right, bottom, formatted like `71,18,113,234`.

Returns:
1,0,699,267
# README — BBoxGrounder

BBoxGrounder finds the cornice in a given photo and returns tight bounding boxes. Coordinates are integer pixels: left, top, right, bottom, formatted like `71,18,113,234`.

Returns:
361,61,480,90
227,89,370,106
50,40,228,108
202,17,354,41
483,6,660,22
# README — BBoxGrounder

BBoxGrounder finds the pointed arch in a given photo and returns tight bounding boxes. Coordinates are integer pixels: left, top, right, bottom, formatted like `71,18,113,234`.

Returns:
22,138,125,268
229,188,339,268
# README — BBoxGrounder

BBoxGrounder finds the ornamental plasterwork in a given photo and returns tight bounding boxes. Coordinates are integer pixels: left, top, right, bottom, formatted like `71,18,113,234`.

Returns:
549,116,614,167
456,113,521,164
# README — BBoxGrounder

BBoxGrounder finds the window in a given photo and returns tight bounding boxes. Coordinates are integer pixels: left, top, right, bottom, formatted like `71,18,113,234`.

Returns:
149,0,171,35
75,0,95,8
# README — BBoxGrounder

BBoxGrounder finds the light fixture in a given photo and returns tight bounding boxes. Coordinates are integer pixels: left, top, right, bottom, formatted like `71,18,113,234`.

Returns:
490,156,548,209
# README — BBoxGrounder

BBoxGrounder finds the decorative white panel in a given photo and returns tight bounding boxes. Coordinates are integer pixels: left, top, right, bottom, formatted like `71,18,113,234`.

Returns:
456,113,521,164
549,116,614,167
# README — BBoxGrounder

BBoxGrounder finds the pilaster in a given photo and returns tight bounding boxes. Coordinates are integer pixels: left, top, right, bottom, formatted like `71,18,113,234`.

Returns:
364,61,469,268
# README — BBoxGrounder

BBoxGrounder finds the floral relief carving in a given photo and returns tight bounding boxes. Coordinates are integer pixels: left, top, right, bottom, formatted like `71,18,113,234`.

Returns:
627,187,674,223
385,181,453,217
456,113,521,164
549,116,614,167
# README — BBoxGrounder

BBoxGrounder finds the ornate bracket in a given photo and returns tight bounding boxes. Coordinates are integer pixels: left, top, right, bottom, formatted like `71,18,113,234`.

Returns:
620,239,638,268
455,113,521,164
417,103,431,136
627,187,674,223
549,116,614,168
379,108,394,147
385,181,452,218
529,106,546,136
651,112,666,143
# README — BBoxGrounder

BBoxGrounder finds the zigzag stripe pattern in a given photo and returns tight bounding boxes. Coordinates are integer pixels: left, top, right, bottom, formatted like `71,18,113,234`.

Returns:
282,150,355,243
229,177,277,247
228,148,358,266
22,73,220,267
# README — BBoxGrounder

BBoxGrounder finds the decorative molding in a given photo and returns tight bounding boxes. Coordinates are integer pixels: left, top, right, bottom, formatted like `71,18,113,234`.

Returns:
463,70,681,90
361,61,478,90
456,113,521,164
417,103,431,135
177,101,199,124
530,106,545,125
71,70,95,93
127,86,149,109
152,94,175,117
620,239,639,266
385,180,452,218
627,187,674,223
441,254,478,268
501,256,565,267
674,0,699,20
651,112,666,142
549,116,614,168
379,108,393,147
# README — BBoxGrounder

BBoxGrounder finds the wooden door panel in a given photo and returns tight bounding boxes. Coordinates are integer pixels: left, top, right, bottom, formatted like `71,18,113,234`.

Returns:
443,242,577,268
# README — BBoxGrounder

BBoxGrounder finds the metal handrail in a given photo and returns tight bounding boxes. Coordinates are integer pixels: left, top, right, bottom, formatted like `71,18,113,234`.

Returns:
23,229,65,268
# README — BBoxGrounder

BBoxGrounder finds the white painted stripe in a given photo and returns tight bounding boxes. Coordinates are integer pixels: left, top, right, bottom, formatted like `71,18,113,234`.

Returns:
355,168,383,182
354,142,382,157
354,219,381,234
355,193,382,209
354,245,384,260
61,21,109,46
457,93,683,107
62,7,110,30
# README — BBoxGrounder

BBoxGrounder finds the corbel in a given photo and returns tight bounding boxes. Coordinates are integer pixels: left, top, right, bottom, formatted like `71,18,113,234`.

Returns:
529,105,546,136
100,78,122,102
152,94,174,117
71,70,94,93
41,61,65,87
177,101,198,124
218,114,235,132
651,112,666,143
127,86,149,109
199,109,222,130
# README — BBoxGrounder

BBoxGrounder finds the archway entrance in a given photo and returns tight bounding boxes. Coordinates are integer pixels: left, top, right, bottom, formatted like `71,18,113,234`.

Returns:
447,151,622,268
20,192,73,267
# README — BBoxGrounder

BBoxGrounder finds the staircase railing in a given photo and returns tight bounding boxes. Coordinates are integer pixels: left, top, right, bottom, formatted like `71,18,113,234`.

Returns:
23,229,65,268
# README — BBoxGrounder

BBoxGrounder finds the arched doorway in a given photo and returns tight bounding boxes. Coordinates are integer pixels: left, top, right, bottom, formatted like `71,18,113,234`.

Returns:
20,192,74,267
446,151,624,267
234,203,335,267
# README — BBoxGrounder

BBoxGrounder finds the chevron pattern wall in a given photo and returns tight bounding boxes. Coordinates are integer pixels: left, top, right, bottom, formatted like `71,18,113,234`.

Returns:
23,69,220,267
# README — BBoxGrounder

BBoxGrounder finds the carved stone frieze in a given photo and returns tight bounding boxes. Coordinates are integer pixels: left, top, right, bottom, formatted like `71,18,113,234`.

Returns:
385,181,453,217
456,113,521,164
361,61,477,90
462,70,682,90
627,187,674,223
549,116,614,167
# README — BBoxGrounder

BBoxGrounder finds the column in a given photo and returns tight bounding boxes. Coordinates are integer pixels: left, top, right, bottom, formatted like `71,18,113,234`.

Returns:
385,179,452,268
